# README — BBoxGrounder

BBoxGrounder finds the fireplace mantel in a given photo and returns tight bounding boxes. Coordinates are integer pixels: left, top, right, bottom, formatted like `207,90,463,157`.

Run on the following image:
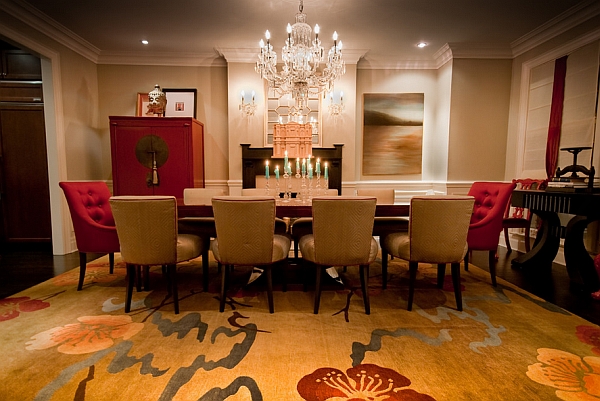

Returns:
241,144,343,195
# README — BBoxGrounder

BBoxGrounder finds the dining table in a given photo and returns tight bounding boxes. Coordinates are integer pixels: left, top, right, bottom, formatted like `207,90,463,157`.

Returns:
177,199,410,219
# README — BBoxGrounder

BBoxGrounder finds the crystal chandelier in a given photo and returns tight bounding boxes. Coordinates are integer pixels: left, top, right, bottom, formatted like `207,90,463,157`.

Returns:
255,0,345,109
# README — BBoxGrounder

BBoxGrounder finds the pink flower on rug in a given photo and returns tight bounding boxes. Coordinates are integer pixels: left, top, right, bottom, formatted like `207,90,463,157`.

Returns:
527,348,600,399
297,363,436,400
0,297,50,322
577,326,600,356
26,315,143,354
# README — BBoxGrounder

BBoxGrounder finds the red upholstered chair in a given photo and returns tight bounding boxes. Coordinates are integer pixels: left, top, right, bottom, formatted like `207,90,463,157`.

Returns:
464,181,516,286
59,181,120,290
503,178,547,253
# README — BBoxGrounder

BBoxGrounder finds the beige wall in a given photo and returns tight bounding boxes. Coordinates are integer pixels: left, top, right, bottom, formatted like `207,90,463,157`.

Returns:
447,58,513,181
97,65,229,185
356,66,451,182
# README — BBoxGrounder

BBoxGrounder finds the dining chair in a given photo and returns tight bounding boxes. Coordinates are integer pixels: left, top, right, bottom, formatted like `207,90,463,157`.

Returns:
289,188,339,259
356,188,408,284
241,188,289,234
381,195,474,311
464,181,516,286
503,178,547,253
59,181,120,291
298,196,377,314
109,196,202,314
178,187,227,291
211,196,291,313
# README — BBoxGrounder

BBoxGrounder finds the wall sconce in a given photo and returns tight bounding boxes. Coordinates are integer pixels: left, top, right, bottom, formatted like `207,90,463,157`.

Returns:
328,91,344,117
239,90,257,117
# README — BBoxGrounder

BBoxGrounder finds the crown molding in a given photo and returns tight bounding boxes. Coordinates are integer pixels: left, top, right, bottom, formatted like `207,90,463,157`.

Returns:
1,0,100,63
217,47,367,64
2,0,598,68
98,51,226,67
511,0,600,57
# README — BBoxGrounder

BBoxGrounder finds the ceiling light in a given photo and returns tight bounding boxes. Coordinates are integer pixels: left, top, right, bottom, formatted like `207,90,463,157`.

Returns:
417,42,428,48
141,40,149,45
255,0,345,110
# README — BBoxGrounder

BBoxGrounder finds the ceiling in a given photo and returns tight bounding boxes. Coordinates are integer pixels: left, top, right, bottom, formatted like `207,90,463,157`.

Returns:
3,0,599,68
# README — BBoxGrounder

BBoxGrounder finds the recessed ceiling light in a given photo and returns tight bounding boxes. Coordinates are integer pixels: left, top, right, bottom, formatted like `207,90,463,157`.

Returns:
141,40,149,45
416,42,428,48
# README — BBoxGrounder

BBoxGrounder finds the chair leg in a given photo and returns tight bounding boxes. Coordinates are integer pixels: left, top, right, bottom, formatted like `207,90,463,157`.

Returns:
464,250,470,271
504,228,512,253
360,264,370,315
202,240,210,292
125,263,136,313
281,259,287,293
314,265,323,314
266,265,274,313
381,248,388,290
169,264,179,314
436,264,446,288
109,253,115,274
294,239,299,259
219,263,228,312
407,261,418,311
488,250,497,287
524,227,531,253
451,262,463,311
77,252,87,291
136,266,142,292
143,266,150,291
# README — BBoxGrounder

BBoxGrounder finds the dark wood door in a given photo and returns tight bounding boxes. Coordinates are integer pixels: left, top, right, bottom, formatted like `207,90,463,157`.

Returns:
0,103,52,243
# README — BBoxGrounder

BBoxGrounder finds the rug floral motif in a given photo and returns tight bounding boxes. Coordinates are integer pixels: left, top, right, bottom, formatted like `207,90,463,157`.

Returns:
0,254,598,400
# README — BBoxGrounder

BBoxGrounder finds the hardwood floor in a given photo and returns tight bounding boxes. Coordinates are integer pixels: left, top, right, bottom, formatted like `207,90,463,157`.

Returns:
1,244,598,325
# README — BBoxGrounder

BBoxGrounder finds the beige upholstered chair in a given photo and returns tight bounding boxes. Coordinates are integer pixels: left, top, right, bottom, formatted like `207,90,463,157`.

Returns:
357,189,408,287
110,196,202,314
299,196,377,314
241,188,289,234
289,188,339,258
211,196,291,313
381,195,474,311
178,188,227,291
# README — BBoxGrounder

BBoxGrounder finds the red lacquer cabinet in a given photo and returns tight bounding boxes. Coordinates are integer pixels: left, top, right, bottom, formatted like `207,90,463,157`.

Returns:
109,116,204,199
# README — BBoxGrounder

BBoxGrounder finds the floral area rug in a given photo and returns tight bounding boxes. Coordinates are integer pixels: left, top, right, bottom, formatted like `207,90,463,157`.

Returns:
1,252,599,401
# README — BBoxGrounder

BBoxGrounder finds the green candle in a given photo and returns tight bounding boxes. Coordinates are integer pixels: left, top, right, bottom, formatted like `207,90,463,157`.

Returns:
265,161,269,179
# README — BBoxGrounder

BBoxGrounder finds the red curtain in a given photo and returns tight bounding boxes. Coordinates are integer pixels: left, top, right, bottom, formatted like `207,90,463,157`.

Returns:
545,55,568,179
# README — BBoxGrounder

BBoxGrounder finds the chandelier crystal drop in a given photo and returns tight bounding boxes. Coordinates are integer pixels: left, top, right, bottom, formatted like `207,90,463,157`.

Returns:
255,0,345,109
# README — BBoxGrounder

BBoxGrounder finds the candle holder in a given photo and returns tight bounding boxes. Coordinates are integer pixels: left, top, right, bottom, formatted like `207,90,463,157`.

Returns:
283,170,291,202
275,177,280,198
308,176,313,201
301,172,307,204
265,176,270,195
324,178,329,191
316,171,321,195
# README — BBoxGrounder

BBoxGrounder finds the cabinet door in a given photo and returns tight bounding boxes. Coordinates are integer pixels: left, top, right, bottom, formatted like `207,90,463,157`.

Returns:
1,50,42,80
150,125,192,198
111,125,154,196
0,104,51,242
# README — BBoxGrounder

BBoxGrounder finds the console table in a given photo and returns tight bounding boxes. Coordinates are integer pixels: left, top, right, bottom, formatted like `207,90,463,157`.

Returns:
510,189,600,293
241,144,343,195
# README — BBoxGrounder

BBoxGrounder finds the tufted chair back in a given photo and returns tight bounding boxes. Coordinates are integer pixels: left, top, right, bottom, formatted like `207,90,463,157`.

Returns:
467,181,516,250
59,181,121,290
464,181,516,287
60,181,117,251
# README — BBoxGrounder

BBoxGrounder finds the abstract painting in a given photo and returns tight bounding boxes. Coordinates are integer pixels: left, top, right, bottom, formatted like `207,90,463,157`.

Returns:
362,93,424,175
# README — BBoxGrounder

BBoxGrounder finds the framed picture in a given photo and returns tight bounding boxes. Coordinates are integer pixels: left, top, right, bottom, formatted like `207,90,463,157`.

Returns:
136,93,153,117
163,88,197,118
362,93,424,175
